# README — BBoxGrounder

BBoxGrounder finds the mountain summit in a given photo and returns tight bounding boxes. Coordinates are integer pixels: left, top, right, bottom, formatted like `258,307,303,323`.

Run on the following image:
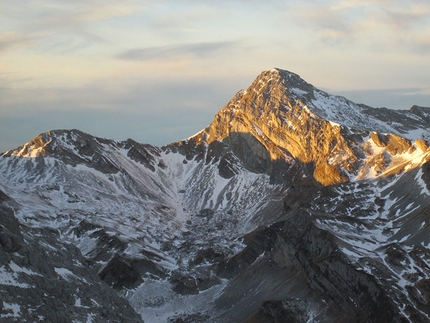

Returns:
182,68,430,185
1,68,430,322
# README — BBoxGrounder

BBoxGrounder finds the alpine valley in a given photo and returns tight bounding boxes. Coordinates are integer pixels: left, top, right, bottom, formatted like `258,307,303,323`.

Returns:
1,68,430,323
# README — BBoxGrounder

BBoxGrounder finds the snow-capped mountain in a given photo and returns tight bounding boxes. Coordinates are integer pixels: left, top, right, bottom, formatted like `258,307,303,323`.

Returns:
1,68,430,322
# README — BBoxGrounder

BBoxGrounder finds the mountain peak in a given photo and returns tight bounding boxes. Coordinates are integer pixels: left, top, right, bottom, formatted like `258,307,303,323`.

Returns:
187,68,430,186
2,129,107,158
252,68,315,98
265,67,303,79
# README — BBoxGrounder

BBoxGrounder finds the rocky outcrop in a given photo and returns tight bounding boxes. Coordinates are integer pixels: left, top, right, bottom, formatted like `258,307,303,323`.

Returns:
272,210,412,323
244,299,310,323
0,205,23,259
0,203,143,322
99,254,166,289
370,132,413,155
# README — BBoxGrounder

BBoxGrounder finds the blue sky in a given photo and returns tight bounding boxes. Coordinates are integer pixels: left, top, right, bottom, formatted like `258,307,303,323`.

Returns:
1,0,430,152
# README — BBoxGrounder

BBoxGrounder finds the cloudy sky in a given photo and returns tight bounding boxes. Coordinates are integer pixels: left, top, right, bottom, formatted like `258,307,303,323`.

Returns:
1,0,430,152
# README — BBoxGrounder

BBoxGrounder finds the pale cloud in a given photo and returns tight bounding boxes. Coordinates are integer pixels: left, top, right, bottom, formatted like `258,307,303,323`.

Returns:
1,0,144,54
413,34,430,53
30,2,139,29
293,2,357,45
384,6,430,34
370,5,430,55
116,41,240,61
292,0,430,54
151,7,219,33
0,32,34,53
332,0,388,10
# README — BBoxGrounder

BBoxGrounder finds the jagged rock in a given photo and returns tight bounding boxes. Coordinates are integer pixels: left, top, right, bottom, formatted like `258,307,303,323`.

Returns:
217,154,237,179
415,139,429,152
168,312,210,323
99,255,143,289
244,299,309,323
124,139,161,171
99,255,166,289
412,279,430,305
169,270,199,295
0,190,10,203
217,223,284,279
422,160,430,190
225,132,272,174
197,209,214,218
0,206,23,253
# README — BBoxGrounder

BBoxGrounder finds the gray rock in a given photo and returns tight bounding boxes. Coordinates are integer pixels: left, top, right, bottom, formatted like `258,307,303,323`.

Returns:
0,205,143,323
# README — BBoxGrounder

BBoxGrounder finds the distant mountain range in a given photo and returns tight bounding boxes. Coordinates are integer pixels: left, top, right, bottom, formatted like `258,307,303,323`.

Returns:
1,68,430,322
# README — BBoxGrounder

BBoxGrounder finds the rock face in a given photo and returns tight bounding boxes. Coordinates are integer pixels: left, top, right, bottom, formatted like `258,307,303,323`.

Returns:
187,70,356,186
0,201,143,322
1,68,430,322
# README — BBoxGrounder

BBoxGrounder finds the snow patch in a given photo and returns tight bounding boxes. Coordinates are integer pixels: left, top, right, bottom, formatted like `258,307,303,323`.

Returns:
55,267,79,282
1,302,21,318
0,265,31,288
290,87,308,96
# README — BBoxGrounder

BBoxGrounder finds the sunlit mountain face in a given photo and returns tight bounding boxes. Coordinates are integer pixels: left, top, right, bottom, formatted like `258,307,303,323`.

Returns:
1,68,430,322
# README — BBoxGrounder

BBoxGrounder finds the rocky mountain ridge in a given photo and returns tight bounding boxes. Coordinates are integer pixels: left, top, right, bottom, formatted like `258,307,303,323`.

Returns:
188,68,430,185
1,68,430,322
